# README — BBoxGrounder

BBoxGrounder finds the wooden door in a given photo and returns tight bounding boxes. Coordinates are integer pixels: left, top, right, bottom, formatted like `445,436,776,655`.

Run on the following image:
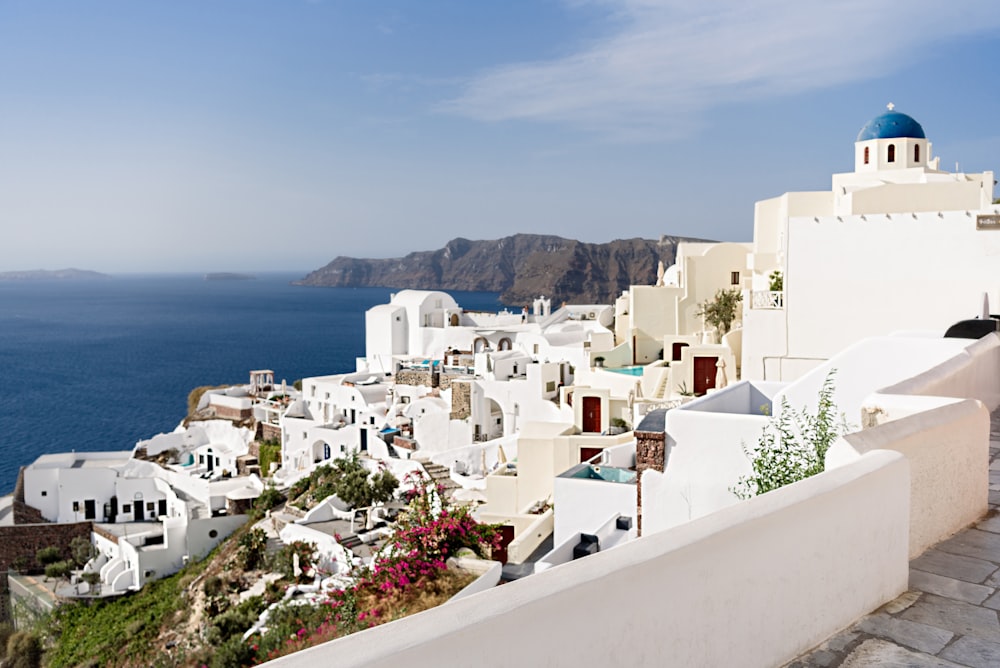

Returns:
580,447,603,463
582,396,601,433
672,342,689,362
493,525,516,564
693,356,718,395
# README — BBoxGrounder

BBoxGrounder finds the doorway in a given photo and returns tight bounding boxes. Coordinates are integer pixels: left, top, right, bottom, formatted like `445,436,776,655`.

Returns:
582,396,601,433
693,356,719,395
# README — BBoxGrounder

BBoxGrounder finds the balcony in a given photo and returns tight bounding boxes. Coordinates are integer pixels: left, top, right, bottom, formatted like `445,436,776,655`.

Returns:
751,290,784,310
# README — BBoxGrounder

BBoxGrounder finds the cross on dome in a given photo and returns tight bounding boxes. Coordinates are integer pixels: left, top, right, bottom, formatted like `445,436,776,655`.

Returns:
887,102,895,111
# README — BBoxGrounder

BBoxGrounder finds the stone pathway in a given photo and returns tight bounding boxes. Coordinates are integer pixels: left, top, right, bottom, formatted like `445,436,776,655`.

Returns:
788,412,1000,667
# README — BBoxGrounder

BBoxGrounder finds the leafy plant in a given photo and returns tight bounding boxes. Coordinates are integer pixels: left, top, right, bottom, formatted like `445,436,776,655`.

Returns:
732,371,846,499
610,417,631,430
254,484,284,514
769,270,784,291
36,545,62,566
44,561,72,579
238,528,268,571
676,381,695,397
270,541,318,582
696,288,743,336
70,536,96,567
6,631,41,668
257,440,281,478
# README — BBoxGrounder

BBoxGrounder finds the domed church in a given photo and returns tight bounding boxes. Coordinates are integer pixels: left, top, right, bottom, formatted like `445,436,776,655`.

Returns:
741,106,998,381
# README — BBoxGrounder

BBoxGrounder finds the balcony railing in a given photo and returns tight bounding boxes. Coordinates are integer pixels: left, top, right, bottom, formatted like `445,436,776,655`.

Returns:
751,291,784,310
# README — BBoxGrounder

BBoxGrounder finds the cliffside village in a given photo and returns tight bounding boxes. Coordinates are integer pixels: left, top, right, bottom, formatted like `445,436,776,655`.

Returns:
5,108,1000,664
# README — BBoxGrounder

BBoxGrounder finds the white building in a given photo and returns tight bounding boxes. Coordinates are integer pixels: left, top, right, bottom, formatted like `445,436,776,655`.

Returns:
743,106,998,381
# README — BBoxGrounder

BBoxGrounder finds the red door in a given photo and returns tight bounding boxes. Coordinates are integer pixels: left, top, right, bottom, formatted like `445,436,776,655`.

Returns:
582,397,601,433
493,525,516,564
580,447,603,463
672,342,689,362
693,357,718,395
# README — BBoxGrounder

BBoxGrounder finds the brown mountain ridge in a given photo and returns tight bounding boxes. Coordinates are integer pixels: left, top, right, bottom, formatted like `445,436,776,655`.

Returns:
294,233,711,305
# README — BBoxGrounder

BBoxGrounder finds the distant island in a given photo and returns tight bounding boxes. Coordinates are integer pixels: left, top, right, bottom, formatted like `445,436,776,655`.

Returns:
205,272,256,281
0,268,110,281
294,233,711,304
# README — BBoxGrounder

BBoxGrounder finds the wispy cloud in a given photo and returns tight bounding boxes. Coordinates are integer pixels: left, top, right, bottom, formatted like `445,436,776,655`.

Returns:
441,0,1000,140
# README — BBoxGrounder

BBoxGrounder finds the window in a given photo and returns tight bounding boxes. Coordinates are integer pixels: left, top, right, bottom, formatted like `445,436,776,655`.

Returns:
123,504,132,513
72,501,80,512
863,146,869,164
730,271,740,286
887,144,896,163
147,502,155,513
914,144,920,162
546,381,556,392
40,490,47,497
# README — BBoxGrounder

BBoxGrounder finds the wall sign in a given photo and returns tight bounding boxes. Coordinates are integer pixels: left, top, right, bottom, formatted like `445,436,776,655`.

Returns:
977,214,1000,230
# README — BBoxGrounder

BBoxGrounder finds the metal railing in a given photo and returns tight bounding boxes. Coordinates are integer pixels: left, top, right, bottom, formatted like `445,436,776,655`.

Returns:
751,290,784,310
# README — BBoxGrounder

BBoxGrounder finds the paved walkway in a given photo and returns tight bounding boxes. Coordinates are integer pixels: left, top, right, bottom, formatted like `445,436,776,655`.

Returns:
789,412,1000,668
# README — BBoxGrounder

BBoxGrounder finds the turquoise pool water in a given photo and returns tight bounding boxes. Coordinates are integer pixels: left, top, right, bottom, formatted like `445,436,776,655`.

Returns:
607,365,645,376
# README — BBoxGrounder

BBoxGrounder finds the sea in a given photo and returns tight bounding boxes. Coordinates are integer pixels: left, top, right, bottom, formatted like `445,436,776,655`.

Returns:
0,273,502,494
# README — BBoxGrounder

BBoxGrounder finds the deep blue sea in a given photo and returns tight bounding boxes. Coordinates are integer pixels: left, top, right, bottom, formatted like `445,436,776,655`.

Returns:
0,274,501,493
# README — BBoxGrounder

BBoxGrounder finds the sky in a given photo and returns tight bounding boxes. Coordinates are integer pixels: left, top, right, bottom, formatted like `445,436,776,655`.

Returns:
1,0,999,274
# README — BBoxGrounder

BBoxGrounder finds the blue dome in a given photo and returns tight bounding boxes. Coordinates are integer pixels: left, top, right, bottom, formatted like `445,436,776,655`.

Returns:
857,110,925,142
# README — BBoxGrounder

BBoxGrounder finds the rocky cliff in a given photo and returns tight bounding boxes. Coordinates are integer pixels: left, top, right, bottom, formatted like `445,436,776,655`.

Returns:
295,233,710,304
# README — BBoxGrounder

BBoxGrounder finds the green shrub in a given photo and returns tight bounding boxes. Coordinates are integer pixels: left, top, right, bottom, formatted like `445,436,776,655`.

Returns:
210,636,258,668
254,484,284,513
610,417,630,430
258,440,281,477
238,528,268,570
203,575,224,598
44,560,72,579
0,623,13,659
70,535,96,567
732,371,846,499
210,596,265,642
270,541,317,582
6,631,41,668
36,545,62,566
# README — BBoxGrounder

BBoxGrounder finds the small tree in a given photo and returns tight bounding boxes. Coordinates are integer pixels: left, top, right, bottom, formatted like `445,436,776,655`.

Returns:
331,454,399,510
696,288,743,336
70,536,96,568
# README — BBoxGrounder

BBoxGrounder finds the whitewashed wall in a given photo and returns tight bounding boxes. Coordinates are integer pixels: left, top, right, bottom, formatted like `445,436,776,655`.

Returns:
828,399,988,558
265,450,909,668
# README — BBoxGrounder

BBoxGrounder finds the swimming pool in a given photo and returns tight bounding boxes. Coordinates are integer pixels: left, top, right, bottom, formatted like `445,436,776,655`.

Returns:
606,365,645,376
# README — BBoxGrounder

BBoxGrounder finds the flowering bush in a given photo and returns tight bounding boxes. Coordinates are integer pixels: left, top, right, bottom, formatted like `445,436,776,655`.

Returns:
244,475,500,663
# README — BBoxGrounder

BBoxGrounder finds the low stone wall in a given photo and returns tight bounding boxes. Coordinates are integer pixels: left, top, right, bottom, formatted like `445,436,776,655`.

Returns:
450,380,471,420
0,521,93,573
395,369,433,388
260,423,281,442
634,429,665,536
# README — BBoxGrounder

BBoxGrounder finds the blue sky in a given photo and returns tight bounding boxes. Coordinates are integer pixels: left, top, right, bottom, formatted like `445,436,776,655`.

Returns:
2,0,998,273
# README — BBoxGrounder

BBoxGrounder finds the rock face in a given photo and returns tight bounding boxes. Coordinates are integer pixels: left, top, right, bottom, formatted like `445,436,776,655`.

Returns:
295,233,710,304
